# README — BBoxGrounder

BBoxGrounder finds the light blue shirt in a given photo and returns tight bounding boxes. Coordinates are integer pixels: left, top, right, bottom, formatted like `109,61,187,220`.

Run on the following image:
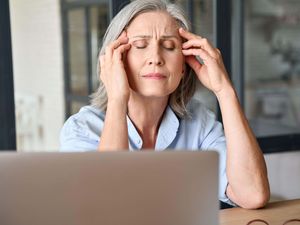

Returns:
60,99,232,205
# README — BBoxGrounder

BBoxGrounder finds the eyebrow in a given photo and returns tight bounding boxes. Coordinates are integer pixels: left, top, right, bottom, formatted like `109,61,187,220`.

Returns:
130,35,180,40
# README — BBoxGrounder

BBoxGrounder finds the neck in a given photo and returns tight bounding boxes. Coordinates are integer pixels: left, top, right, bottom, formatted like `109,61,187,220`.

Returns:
127,92,169,148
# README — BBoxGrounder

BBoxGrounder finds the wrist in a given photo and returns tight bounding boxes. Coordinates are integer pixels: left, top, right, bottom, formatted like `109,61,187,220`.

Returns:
215,84,237,103
106,99,128,115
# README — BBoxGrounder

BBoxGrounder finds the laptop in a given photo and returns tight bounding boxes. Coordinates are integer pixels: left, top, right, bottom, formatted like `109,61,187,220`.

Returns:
0,151,219,225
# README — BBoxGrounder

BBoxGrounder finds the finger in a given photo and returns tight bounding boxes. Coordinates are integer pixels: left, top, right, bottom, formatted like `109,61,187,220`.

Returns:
185,55,202,72
105,32,128,59
179,28,218,58
182,48,211,61
106,37,128,55
182,48,217,67
113,43,131,60
119,31,126,38
113,32,128,48
179,27,202,40
182,38,218,58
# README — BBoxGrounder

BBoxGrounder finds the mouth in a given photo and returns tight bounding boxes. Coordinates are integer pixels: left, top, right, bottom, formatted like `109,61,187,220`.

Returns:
142,73,167,80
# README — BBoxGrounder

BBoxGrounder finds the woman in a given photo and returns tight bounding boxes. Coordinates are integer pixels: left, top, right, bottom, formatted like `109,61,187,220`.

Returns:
60,0,270,209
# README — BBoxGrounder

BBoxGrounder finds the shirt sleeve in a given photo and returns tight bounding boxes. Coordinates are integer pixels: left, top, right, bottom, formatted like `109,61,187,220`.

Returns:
59,115,98,152
200,110,236,206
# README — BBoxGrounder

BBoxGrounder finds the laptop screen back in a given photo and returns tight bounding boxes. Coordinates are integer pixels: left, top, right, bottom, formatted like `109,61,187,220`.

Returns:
0,151,219,225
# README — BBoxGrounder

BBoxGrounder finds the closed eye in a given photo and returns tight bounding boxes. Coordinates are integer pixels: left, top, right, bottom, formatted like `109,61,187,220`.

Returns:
136,45,146,49
132,40,147,49
163,46,175,50
162,40,176,50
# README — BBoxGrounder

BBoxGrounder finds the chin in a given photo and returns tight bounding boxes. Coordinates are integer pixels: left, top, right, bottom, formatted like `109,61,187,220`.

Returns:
132,89,172,99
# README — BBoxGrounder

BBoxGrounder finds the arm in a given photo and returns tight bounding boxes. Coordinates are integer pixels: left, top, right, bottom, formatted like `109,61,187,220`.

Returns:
179,28,270,209
217,86,270,209
98,32,131,151
98,101,129,151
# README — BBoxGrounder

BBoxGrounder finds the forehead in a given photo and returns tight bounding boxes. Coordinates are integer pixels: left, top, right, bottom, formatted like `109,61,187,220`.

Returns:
126,11,179,35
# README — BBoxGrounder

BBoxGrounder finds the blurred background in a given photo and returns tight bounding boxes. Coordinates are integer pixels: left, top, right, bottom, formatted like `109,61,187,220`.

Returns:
6,0,300,152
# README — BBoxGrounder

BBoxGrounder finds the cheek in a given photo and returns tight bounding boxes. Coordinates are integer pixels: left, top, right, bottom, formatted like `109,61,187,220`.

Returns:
125,50,144,71
167,52,185,74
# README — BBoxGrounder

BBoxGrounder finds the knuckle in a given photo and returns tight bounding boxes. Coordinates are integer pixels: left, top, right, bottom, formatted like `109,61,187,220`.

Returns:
108,41,116,49
116,47,122,53
105,46,111,53
113,39,120,46
212,57,218,63
113,49,121,57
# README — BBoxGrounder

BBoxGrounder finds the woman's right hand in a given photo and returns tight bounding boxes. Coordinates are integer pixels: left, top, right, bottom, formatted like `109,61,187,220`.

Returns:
99,31,131,104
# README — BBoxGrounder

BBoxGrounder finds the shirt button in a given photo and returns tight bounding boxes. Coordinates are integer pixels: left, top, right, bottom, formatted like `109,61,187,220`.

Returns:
137,140,141,144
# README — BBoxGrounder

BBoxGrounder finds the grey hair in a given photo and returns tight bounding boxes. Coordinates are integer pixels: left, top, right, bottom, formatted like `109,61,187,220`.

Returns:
90,0,197,118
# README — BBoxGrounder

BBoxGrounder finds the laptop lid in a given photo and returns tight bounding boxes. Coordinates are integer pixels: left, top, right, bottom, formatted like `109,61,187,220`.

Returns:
0,151,219,225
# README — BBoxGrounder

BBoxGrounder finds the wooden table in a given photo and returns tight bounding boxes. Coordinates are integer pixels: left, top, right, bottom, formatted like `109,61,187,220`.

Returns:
220,199,300,225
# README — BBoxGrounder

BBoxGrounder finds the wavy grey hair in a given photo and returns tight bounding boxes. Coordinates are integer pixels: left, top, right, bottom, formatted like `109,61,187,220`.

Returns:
90,0,197,118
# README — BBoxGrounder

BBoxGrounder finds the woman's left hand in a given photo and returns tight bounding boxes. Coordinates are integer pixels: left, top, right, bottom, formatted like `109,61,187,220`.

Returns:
179,28,233,96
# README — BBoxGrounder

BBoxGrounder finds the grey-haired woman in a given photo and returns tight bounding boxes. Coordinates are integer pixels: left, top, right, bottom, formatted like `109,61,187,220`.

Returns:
60,0,270,209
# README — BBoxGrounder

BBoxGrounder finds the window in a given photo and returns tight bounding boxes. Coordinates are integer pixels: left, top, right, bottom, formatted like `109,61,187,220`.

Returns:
232,0,300,152
61,0,111,117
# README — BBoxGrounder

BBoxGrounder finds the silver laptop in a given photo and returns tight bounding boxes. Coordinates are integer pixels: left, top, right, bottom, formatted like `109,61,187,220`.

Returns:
0,151,219,225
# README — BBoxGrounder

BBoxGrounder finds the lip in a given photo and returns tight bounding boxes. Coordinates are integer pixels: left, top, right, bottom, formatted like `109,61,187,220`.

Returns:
142,73,167,80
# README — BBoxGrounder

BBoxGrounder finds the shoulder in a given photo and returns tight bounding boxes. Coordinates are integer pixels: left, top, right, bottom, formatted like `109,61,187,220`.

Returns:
184,98,225,147
185,98,217,125
71,105,104,123
64,105,105,133
59,105,105,151
180,98,224,144
63,106,104,131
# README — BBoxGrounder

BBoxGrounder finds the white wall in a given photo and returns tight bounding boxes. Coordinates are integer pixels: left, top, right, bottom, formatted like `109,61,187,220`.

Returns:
10,0,65,151
265,151,300,201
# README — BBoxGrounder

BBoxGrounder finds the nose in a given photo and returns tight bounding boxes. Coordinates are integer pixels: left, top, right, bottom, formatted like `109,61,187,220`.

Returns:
147,44,164,66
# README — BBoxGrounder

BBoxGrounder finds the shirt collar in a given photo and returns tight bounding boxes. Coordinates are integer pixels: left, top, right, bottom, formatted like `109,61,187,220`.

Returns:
126,105,180,150
126,115,142,151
